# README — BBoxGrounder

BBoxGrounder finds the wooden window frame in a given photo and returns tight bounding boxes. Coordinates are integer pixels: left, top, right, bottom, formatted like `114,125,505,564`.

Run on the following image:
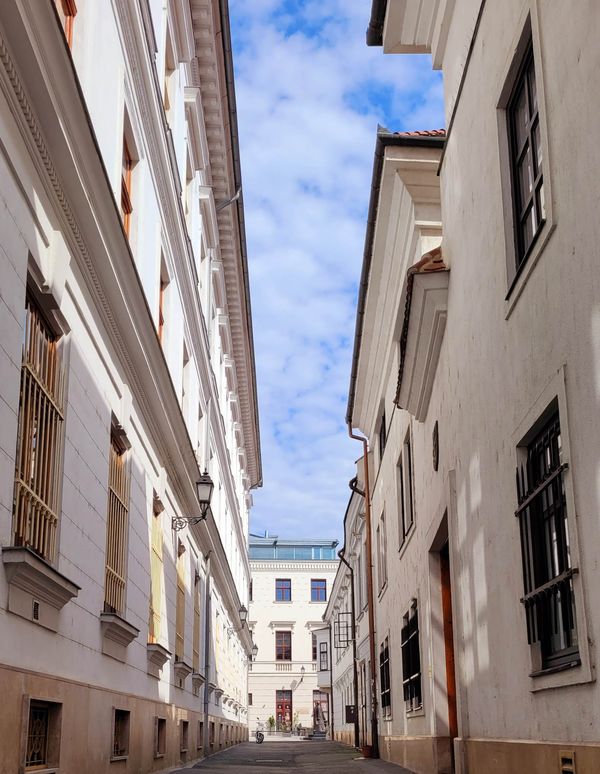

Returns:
13,297,66,564
507,39,545,272
121,139,133,236
275,578,291,602
275,630,292,661
54,0,77,48
311,578,327,602
319,641,328,672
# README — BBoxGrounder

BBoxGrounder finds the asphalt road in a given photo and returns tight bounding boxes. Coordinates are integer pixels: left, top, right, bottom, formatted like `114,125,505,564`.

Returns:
169,740,410,774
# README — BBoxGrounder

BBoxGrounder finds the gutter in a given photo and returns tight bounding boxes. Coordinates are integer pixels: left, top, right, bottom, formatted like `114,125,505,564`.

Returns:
345,129,445,429
217,0,263,489
338,548,360,750
366,0,388,46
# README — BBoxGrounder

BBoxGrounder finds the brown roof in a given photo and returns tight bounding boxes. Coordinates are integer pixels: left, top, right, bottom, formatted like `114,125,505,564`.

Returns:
393,129,447,138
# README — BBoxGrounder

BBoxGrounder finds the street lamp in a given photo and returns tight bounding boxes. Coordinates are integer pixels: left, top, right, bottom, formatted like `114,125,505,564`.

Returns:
299,665,306,684
250,643,258,660
172,471,214,531
228,605,249,635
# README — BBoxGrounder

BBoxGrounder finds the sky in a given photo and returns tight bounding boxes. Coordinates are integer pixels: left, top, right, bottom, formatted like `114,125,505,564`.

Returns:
229,1,444,542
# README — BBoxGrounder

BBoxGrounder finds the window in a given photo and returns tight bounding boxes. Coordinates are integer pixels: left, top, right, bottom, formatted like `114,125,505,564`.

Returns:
158,256,170,347
377,514,387,590
319,641,328,672
398,429,415,547
104,433,130,614
249,579,253,602
248,693,253,706
24,699,62,770
401,602,422,712
192,568,201,673
275,630,292,661
54,0,77,48
154,717,166,758
209,721,215,747
378,409,387,460
312,633,317,661
507,39,545,270
275,578,291,602
175,545,186,660
180,720,189,753
121,138,133,236
112,709,130,760
379,637,391,717
197,720,203,750
516,410,578,671
12,298,66,563
311,579,327,602
149,493,164,643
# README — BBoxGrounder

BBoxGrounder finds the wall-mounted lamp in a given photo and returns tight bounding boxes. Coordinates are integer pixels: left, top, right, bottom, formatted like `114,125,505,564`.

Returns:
228,605,249,635
299,665,306,684
172,471,214,531
249,643,258,660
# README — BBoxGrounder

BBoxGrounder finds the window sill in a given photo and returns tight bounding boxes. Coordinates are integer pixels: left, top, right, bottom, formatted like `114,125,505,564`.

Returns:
406,706,425,718
110,754,128,762
530,658,581,679
398,524,416,559
154,753,165,760
528,652,591,692
378,582,388,601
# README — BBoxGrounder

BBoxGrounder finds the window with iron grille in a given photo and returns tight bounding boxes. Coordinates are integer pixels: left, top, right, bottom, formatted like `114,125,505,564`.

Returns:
379,637,391,717
401,603,422,711
275,630,292,661
104,433,130,614
507,39,545,270
311,579,327,602
516,410,579,671
12,298,66,563
24,699,62,770
275,578,291,601
112,709,130,759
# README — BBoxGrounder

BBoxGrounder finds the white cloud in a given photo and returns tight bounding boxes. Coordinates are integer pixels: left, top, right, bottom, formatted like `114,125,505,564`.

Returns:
230,0,444,540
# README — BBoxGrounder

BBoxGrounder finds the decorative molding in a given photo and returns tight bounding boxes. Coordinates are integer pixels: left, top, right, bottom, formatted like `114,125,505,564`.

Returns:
250,561,339,572
147,642,171,678
174,659,193,682
100,612,140,647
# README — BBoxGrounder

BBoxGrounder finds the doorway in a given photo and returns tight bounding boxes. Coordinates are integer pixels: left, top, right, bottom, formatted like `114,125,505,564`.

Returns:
312,690,329,732
440,540,458,769
275,690,292,732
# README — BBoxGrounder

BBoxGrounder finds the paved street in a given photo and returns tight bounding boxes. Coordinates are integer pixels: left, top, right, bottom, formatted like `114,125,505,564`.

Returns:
170,741,410,774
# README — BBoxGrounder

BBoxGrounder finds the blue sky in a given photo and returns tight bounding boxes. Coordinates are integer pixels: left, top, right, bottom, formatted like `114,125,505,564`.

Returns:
229,1,444,541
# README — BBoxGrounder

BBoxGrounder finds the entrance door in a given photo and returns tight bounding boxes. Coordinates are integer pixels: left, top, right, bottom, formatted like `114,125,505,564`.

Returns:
440,541,458,770
275,690,292,732
312,690,329,732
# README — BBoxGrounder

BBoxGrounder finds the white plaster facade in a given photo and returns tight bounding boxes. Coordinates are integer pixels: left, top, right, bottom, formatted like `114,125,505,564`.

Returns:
346,2,600,772
0,1,260,772
248,537,338,737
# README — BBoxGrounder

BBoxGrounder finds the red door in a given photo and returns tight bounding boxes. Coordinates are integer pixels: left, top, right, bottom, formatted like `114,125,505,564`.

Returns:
276,690,292,731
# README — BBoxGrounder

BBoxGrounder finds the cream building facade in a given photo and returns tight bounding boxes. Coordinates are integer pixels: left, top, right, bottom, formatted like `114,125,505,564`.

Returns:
248,536,338,737
340,1,600,773
0,0,260,772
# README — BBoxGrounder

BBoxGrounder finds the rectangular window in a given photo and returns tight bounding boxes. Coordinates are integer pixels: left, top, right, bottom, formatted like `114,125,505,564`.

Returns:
175,546,186,660
25,699,62,770
112,709,130,759
275,578,291,602
192,571,201,673
378,409,387,460
516,410,579,671
248,693,253,706
507,40,545,270
54,0,77,47
379,637,391,717
121,138,133,236
319,641,328,671
377,514,387,590
180,720,189,753
401,603,422,712
154,717,166,758
104,433,130,614
149,493,164,643
398,428,415,547
197,720,203,750
249,579,253,602
275,630,292,661
311,579,327,602
12,298,66,563
312,633,317,661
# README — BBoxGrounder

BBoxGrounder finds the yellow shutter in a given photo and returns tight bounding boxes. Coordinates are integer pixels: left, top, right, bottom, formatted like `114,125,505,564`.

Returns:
148,509,164,643
193,582,201,672
175,553,185,660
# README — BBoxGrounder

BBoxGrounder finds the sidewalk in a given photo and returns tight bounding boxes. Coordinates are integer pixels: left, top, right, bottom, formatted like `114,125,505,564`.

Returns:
168,740,411,774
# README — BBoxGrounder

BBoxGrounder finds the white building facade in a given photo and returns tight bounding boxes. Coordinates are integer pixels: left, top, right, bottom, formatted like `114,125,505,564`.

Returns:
248,536,338,737
341,2,600,773
0,0,260,772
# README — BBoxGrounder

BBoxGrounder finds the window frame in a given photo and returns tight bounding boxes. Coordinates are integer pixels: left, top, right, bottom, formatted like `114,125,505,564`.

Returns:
111,708,130,761
319,641,329,672
401,601,423,713
103,430,131,615
377,513,387,592
397,427,415,550
275,630,292,661
379,636,391,718
275,578,292,602
311,579,327,603
22,696,62,772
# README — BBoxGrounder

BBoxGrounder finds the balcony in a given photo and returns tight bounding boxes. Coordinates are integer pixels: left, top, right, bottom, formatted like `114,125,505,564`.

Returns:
317,668,331,690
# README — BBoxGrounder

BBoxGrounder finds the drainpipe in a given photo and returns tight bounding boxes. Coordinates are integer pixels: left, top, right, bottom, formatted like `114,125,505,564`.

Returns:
338,549,360,750
347,426,379,758
327,623,334,741
202,551,212,753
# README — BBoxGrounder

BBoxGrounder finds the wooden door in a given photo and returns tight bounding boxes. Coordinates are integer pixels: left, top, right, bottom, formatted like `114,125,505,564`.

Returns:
440,541,458,768
276,690,292,731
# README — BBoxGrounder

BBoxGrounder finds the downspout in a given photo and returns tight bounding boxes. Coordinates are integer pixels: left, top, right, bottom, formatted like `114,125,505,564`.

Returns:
202,550,212,753
327,623,334,741
346,427,379,758
338,549,360,750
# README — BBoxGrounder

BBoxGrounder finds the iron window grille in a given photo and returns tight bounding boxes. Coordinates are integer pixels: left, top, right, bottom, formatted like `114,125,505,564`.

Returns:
26,703,49,767
275,578,291,601
12,298,66,563
401,603,422,711
516,411,579,671
275,630,292,661
507,40,545,270
379,637,391,717
104,434,131,614
112,709,130,758
311,579,327,602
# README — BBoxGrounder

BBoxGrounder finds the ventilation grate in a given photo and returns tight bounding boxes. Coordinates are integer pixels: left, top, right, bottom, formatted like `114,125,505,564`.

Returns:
559,750,576,774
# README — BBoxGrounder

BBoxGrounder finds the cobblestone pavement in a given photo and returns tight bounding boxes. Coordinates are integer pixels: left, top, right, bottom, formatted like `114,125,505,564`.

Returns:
169,740,411,774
